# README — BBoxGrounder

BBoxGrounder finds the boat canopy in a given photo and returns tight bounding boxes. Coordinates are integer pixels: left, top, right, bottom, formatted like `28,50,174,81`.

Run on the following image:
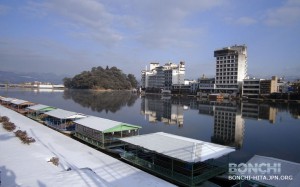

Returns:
120,132,235,163
1,97,16,102
44,109,86,120
10,99,32,105
75,116,141,133
27,104,56,112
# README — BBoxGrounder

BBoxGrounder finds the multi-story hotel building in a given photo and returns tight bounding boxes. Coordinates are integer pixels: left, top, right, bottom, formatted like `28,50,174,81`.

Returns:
141,62,185,91
214,45,248,94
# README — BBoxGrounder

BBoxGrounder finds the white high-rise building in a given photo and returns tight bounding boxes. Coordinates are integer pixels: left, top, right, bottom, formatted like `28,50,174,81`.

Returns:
141,62,185,90
214,45,247,93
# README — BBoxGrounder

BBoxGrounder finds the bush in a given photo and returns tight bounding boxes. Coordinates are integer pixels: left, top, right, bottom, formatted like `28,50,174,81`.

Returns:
49,157,59,166
2,121,16,132
0,116,9,123
14,130,35,144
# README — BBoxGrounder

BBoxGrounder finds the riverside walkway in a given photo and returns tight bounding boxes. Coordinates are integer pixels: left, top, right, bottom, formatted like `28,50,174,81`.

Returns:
0,105,174,187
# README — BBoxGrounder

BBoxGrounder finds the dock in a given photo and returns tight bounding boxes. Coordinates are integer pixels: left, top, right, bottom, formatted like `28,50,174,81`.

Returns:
0,105,175,187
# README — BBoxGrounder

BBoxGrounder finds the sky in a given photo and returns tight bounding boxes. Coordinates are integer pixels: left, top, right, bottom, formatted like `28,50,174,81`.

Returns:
0,0,300,80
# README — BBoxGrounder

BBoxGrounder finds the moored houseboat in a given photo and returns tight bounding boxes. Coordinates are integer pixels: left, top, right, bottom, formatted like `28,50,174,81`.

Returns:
0,97,16,105
43,109,86,134
27,104,57,122
120,132,235,187
8,99,35,114
73,116,141,150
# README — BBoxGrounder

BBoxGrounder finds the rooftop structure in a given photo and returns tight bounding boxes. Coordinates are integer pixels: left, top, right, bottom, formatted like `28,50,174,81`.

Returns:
120,132,235,186
121,132,234,163
74,116,141,149
44,109,86,119
44,109,86,133
27,104,57,122
0,97,15,104
27,104,53,111
5,99,35,113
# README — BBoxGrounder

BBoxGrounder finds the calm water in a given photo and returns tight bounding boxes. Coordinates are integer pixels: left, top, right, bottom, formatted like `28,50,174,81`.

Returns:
1,88,300,164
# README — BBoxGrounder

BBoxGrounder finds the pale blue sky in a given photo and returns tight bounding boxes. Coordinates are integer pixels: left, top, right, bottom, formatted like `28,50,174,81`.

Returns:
0,0,300,80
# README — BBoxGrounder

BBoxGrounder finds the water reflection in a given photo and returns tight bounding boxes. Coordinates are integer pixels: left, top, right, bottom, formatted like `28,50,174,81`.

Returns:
197,100,245,149
141,96,300,150
63,90,138,113
141,95,186,127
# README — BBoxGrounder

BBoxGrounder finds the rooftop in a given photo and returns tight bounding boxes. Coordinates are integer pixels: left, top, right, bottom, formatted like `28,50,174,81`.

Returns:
1,97,15,102
44,108,86,119
27,104,53,111
120,132,235,163
10,99,32,105
75,116,141,133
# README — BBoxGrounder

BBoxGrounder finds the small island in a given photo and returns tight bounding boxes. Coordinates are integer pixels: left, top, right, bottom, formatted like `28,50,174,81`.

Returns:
63,66,138,90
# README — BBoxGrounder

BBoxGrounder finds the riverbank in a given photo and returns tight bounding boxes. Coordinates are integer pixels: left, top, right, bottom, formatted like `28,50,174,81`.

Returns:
0,105,174,187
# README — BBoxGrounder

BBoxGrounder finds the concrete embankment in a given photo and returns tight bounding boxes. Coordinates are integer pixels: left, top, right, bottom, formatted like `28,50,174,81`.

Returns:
0,105,174,187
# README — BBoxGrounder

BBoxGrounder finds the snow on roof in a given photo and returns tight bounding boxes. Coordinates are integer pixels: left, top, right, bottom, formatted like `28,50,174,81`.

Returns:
1,97,15,102
120,132,235,163
44,108,86,119
75,116,141,133
27,104,52,111
237,155,300,187
0,105,174,187
10,99,30,105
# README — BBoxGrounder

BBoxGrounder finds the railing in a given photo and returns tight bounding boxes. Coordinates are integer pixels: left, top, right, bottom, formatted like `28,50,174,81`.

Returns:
121,152,227,186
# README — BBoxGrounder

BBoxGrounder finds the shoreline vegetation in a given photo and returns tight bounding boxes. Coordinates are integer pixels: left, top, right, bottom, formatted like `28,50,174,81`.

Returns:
63,66,138,90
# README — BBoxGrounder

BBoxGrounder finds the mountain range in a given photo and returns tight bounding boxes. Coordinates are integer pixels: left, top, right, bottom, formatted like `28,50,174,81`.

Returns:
0,71,66,84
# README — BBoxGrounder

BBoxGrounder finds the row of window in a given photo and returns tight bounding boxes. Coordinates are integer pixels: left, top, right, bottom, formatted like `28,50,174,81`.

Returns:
216,85,238,88
216,72,237,76
216,68,238,72
216,64,237,68
216,76,238,80
217,56,237,60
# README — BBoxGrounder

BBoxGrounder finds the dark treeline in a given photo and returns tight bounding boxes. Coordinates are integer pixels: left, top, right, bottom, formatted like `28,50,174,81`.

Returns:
63,90,138,113
63,66,138,89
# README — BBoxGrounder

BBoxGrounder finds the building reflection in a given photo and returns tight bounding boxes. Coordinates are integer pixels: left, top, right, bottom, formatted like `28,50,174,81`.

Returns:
141,96,184,127
197,100,245,149
212,102,245,149
141,96,280,149
241,102,277,123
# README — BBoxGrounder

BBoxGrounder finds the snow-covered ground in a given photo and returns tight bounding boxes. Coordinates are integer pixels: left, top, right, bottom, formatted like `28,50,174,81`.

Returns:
0,105,175,187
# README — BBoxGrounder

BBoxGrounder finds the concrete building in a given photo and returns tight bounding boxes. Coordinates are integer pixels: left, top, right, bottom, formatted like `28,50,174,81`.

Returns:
242,78,262,97
190,78,216,95
141,62,185,91
260,76,278,95
214,45,248,94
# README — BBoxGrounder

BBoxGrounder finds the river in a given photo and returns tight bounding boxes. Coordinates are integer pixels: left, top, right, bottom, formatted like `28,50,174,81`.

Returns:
1,88,300,164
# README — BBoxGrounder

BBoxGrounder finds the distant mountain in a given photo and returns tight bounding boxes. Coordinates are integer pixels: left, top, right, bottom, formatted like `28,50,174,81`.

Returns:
0,71,66,84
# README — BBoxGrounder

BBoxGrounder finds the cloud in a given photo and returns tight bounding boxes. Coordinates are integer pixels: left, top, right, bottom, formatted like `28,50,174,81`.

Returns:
0,37,92,75
236,17,257,26
112,0,224,48
22,0,225,49
23,0,122,44
265,0,300,26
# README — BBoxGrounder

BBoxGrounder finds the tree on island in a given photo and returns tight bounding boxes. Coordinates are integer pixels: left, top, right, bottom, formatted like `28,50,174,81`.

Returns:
63,66,138,90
